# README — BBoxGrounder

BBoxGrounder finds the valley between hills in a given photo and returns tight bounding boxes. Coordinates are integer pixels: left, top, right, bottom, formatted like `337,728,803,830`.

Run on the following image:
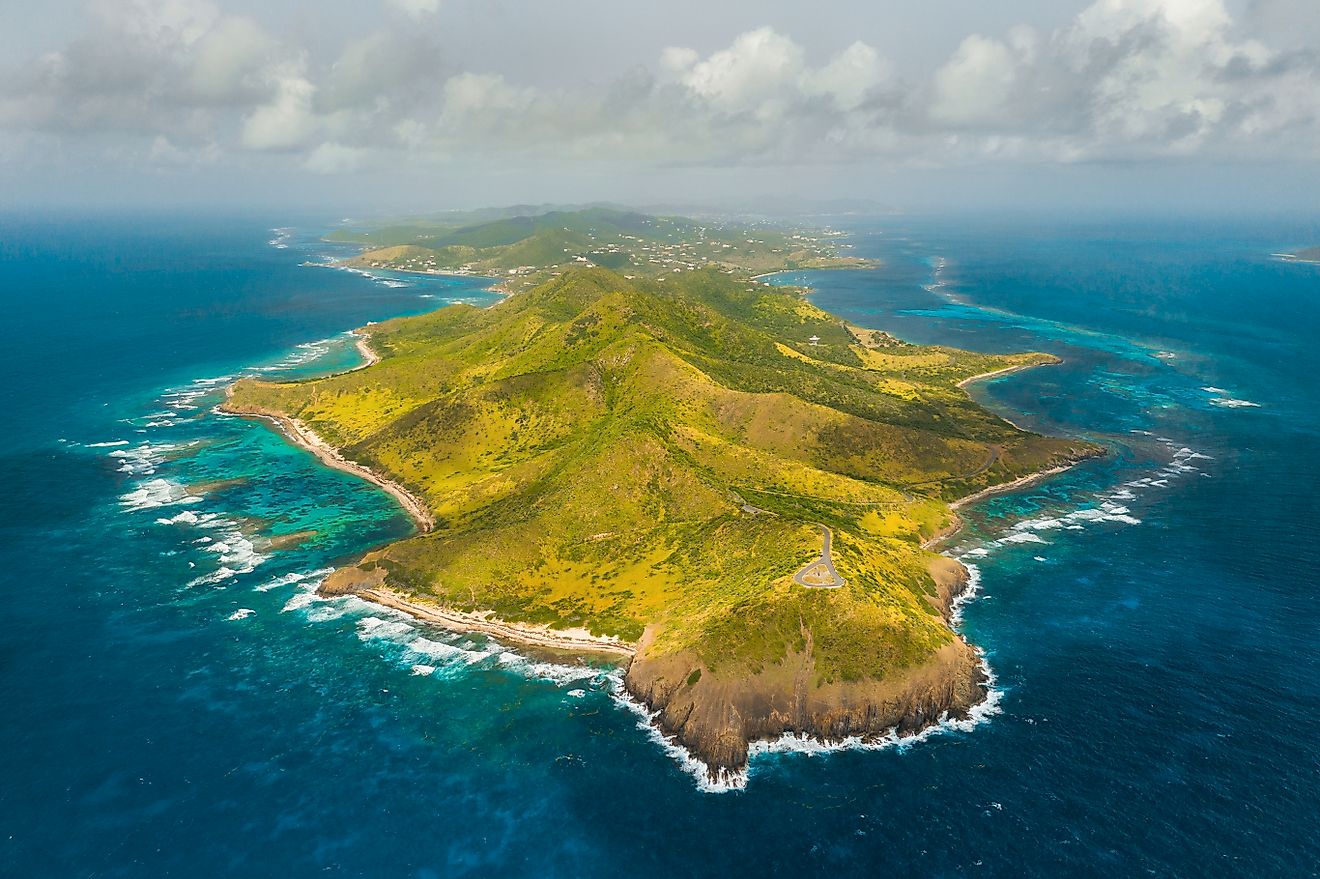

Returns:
223,208,1101,780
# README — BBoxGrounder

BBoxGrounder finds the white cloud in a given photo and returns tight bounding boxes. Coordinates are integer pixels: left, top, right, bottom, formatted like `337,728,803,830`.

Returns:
678,27,804,114
187,16,278,102
921,0,1320,161
388,0,439,17
931,35,1018,125
2,3,1318,179
241,63,318,150
97,0,218,46
806,41,888,111
304,141,366,173
442,72,532,120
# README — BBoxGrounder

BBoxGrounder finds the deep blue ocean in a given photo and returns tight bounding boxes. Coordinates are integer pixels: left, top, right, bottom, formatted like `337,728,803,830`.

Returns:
3,212,1319,877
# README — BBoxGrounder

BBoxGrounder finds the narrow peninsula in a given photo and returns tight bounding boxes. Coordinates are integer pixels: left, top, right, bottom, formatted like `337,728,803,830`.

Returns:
224,207,1101,781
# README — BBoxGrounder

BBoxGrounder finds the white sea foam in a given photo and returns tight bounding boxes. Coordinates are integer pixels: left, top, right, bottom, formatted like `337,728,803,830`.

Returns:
203,533,263,574
119,478,202,511
949,562,983,626
228,608,255,621
250,335,347,374
609,637,1005,794
411,664,437,676
610,683,745,792
999,531,1049,545
189,565,237,587
86,440,130,448
158,507,269,586
1014,516,1069,531
407,636,496,666
274,567,337,609
156,510,201,526
496,651,610,687
157,375,236,412
255,568,333,593
110,441,190,477
282,588,323,613
567,689,587,698
950,434,1216,563
304,605,347,623
1201,387,1261,409
356,616,415,642
603,558,1001,794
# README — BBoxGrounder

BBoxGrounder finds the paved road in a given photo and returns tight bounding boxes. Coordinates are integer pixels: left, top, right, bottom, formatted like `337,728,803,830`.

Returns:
793,524,846,588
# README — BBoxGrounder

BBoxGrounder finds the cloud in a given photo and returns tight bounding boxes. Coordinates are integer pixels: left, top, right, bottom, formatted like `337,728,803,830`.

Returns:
806,41,889,112
931,34,1022,126
388,0,440,18
188,16,280,103
1,0,1317,181
923,0,1320,161
240,62,318,150
661,27,888,119
304,141,366,173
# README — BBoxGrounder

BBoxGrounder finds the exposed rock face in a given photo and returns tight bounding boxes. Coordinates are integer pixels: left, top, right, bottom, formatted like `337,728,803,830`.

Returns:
926,554,971,619
324,550,989,780
320,563,386,595
624,559,987,779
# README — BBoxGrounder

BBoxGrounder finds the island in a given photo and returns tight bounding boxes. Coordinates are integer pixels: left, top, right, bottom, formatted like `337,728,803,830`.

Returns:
224,207,1101,782
1283,246,1320,263
330,206,874,293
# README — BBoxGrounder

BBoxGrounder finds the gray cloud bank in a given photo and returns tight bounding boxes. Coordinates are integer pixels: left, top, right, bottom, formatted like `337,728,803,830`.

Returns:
2,0,1319,208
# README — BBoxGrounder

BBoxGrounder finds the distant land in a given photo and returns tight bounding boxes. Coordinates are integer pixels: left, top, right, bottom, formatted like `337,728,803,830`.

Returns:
224,207,1101,782
1284,246,1320,263
328,206,875,293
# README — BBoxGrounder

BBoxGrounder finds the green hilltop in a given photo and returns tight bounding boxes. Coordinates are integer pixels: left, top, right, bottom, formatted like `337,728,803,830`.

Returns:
225,241,1100,777
335,206,873,287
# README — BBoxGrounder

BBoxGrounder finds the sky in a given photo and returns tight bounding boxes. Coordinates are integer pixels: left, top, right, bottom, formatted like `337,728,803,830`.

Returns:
2,0,1319,214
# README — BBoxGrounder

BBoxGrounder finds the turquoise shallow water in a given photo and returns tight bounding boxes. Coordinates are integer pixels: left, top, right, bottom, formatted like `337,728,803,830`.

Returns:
2,213,1319,876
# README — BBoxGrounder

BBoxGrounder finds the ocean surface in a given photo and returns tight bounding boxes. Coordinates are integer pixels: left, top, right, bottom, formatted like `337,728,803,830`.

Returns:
3,212,1319,877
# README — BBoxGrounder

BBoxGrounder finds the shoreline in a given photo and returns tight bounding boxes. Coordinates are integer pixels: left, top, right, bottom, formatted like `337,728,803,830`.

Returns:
750,260,877,281
921,452,1101,551
951,462,1077,511
223,397,435,533
339,259,512,294
272,414,433,532
955,359,1056,390
351,330,380,369
360,587,636,659
229,289,1094,783
222,331,433,531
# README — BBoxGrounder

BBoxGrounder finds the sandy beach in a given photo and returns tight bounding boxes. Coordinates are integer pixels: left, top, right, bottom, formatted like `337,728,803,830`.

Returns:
234,331,1085,660
956,360,1053,390
222,330,432,530
268,413,433,532
361,586,636,658
351,330,380,369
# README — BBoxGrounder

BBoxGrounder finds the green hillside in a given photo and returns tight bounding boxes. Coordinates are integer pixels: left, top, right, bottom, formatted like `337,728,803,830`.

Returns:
340,207,872,285
226,267,1096,721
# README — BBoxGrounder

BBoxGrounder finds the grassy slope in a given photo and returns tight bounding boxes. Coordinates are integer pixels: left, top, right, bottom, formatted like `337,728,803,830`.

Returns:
228,267,1096,688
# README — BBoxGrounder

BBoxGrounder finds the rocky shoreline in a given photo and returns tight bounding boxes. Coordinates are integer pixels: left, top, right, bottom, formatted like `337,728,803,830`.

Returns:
226,334,1102,784
621,566,987,780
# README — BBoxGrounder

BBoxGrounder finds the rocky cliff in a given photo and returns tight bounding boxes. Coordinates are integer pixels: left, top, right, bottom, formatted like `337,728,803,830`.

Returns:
622,558,986,780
